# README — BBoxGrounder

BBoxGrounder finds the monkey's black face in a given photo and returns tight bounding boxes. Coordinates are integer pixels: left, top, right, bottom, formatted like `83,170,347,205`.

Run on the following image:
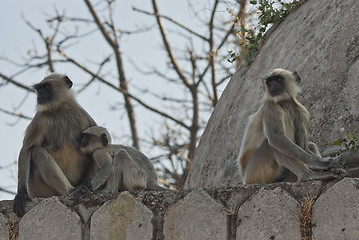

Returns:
80,133,108,153
34,83,52,104
265,75,285,96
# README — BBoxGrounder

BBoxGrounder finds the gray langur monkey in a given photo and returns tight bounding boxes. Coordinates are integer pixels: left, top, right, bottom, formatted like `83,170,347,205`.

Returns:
237,68,347,184
79,126,165,192
13,73,96,217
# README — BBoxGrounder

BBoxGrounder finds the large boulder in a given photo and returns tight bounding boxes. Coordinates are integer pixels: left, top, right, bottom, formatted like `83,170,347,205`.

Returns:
185,0,359,189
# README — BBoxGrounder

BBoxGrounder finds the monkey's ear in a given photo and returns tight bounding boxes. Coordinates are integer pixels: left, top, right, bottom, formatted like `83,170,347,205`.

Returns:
101,133,109,146
64,76,73,89
293,71,301,83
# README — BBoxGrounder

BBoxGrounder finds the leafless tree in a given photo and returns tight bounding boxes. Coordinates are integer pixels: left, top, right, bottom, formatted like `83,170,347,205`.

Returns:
0,0,248,190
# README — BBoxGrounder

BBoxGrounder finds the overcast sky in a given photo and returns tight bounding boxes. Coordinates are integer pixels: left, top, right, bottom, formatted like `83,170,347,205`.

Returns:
0,0,238,200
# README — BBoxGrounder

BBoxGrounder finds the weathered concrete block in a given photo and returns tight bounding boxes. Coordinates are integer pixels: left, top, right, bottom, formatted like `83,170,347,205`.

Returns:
207,184,260,210
312,178,359,240
90,191,153,240
163,190,227,240
19,197,82,240
0,214,8,240
237,187,300,240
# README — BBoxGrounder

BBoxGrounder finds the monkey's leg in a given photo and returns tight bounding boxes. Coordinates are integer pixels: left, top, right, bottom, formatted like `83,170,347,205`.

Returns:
104,159,122,193
243,143,283,184
28,167,59,198
30,146,74,196
114,150,146,191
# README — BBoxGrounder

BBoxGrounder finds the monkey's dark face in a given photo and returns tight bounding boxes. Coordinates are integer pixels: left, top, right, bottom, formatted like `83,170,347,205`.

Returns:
33,75,73,106
265,75,285,97
80,133,109,153
33,83,53,105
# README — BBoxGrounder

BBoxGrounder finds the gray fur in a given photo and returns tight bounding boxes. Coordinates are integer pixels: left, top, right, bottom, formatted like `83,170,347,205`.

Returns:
13,73,96,217
80,126,165,192
237,69,346,184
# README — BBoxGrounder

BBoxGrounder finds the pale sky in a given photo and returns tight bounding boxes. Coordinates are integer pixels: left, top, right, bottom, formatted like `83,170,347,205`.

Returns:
0,0,238,200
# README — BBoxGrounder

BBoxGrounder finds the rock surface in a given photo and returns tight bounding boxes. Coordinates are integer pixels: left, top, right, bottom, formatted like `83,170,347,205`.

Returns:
90,192,153,240
185,0,359,189
312,178,359,240
163,190,227,240
19,197,82,240
0,214,8,240
236,187,300,240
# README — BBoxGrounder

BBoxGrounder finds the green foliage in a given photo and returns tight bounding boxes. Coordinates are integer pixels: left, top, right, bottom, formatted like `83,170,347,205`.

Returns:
331,132,359,157
229,0,306,66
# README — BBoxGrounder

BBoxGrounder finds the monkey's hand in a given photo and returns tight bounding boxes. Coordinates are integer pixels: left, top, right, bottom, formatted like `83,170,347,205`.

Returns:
310,159,344,171
71,182,93,204
13,188,30,217
328,166,348,178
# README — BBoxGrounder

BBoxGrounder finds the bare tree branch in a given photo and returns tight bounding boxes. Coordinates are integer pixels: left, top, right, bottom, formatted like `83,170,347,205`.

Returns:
0,187,16,195
151,0,191,88
57,49,190,130
77,55,111,93
84,0,140,149
209,0,219,106
133,7,209,42
0,73,34,92
0,107,32,120
23,14,61,72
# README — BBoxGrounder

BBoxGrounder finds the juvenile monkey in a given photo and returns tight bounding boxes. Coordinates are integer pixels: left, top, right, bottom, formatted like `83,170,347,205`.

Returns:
13,73,96,217
237,69,346,184
80,126,165,192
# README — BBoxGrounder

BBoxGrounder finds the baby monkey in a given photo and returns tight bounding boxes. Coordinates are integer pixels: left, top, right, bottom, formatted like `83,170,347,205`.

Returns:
80,126,164,192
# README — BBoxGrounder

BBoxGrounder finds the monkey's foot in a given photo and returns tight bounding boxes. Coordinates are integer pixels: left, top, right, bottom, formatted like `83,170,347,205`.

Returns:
300,168,347,182
70,182,93,204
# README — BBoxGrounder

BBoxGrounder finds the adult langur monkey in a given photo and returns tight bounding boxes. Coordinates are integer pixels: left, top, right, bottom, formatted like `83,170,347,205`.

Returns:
79,126,165,192
237,68,347,184
13,73,96,217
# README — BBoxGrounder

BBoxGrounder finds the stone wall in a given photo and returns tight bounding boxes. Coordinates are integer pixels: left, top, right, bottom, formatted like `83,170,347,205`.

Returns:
1,178,359,240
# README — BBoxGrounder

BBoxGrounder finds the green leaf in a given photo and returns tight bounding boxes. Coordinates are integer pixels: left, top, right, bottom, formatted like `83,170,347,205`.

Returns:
332,138,344,146
347,132,355,139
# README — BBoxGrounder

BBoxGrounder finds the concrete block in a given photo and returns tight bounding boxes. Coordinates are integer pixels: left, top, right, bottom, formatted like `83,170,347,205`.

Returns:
313,178,359,240
237,187,300,240
207,184,260,210
76,204,98,240
19,197,82,240
0,214,8,240
90,191,153,240
163,190,227,240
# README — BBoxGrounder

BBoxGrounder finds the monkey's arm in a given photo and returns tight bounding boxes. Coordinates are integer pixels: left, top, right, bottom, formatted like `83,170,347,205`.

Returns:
293,120,307,149
262,105,338,170
13,148,31,217
90,149,114,191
